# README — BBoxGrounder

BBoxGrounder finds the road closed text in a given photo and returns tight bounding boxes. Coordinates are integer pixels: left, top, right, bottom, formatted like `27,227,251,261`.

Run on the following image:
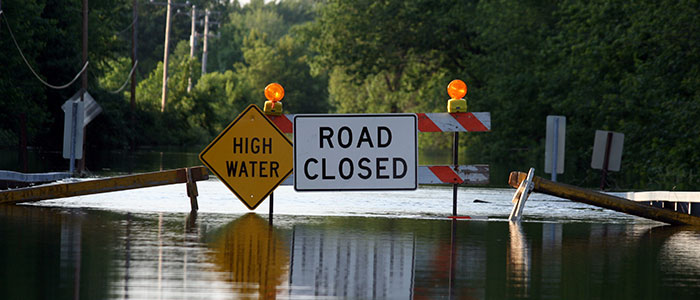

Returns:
302,126,408,180
294,114,417,191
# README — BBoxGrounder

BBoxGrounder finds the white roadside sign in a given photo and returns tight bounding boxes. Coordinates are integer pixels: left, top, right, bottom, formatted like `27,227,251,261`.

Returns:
294,114,418,191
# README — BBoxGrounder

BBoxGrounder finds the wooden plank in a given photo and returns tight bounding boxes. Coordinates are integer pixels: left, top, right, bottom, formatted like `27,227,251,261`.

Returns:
508,171,700,226
0,166,208,205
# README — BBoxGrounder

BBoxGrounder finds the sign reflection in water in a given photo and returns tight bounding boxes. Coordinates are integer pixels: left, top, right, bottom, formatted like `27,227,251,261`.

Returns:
507,222,531,298
288,222,416,298
208,213,290,298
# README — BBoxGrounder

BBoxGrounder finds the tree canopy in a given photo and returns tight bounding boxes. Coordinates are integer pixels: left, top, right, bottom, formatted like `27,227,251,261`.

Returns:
0,0,698,189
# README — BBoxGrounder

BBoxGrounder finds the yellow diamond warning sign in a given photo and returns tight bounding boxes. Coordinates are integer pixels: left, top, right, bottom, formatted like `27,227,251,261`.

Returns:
199,104,293,210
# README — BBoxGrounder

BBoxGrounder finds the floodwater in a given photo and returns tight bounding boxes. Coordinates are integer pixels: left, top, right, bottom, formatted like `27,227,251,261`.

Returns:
2,149,700,299
2,182,700,299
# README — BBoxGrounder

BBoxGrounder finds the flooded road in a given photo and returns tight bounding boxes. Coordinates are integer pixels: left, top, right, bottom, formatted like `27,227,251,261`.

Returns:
2,183,700,299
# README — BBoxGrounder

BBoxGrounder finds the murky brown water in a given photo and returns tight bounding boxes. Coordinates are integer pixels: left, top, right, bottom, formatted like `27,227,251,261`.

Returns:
2,205,700,299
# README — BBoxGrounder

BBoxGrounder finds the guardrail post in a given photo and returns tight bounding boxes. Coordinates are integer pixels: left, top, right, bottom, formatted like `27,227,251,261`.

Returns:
186,167,199,211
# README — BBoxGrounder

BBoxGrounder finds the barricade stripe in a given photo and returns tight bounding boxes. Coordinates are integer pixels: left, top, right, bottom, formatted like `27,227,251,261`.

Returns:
417,113,442,132
418,166,443,184
269,115,294,133
428,166,464,184
424,113,464,132
269,113,490,133
471,112,492,131
452,113,490,132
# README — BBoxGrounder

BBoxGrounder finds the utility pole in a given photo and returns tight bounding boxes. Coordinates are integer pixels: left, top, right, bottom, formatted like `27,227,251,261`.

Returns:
130,0,138,150
187,5,196,93
78,0,88,174
161,0,172,113
201,9,209,75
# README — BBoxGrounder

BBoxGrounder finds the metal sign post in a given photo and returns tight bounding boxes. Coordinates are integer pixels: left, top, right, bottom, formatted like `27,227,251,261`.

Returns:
545,116,566,181
62,90,102,173
69,101,78,173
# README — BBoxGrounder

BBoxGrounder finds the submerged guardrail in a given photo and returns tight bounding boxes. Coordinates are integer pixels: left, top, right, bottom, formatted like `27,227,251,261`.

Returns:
508,170,700,226
0,167,208,207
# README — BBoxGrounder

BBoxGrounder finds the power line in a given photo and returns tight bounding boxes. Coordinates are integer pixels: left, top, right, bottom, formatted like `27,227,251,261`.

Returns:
107,60,138,94
116,17,136,36
2,12,88,90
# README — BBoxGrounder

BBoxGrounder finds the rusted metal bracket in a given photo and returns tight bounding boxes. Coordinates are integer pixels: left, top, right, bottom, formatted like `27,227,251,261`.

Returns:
508,168,535,222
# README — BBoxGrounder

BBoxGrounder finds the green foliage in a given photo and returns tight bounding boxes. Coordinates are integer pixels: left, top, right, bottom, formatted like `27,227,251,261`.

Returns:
91,0,327,148
308,0,700,189
0,0,53,146
231,30,327,114
1,0,698,189
539,0,700,188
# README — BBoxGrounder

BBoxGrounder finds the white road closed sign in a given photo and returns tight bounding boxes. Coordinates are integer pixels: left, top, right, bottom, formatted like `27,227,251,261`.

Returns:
294,114,417,191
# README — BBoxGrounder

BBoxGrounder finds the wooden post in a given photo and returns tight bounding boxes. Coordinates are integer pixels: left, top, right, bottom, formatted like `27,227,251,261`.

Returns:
201,9,209,75
186,210,197,232
19,113,28,172
78,0,88,174
187,5,196,93
600,132,613,190
508,171,700,226
161,0,172,112
130,0,137,150
186,167,199,212
551,118,559,182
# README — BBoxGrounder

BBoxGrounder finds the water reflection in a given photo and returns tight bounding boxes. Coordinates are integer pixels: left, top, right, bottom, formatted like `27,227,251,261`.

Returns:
288,220,416,298
208,213,289,299
507,222,530,298
0,205,114,300
60,212,82,300
541,223,562,299
4,207,700,299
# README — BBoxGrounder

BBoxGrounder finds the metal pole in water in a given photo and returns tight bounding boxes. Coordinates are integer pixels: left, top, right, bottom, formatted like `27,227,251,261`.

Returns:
269,193,274,224
452,132,459,216
551,118,559,182
448,219,457,298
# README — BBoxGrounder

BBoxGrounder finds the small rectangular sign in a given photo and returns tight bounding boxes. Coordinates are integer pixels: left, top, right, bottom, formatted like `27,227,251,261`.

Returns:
591,130,624,171
62,100,85,159
294,114,418,191
544,115,566,174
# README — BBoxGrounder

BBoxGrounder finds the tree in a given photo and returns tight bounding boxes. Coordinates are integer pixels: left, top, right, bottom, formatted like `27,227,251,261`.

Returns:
541,0,700,188
308,0,481,113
